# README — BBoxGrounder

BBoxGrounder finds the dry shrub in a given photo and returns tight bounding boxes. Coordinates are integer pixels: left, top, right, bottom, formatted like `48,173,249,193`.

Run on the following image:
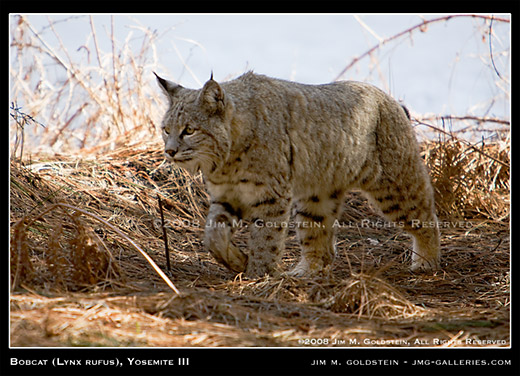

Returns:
222,272,425,321
9,15,165,156
329,273,424,319
67,213,119,286
9,161,126,292
423,138,510,221
8,150,193,295
10,220,34,289
10,205,123,292
225,276,313,303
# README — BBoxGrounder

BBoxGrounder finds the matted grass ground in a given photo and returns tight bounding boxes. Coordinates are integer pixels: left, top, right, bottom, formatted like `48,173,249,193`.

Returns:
9,139,510,347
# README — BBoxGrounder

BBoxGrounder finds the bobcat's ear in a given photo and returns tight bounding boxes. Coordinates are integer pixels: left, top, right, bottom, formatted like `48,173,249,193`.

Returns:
198,76,225,115
154,72,182,103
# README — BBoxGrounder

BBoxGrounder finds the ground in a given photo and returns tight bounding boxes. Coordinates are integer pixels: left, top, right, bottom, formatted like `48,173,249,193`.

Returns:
9,141,510,347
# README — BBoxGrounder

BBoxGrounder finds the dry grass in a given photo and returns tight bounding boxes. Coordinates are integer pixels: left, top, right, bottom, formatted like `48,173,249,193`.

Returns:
9,14,510,348
9,138,510,347
423,137,510,221
9,15,165,156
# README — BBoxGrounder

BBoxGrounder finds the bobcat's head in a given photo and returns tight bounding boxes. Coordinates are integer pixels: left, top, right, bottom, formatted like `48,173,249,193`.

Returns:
155,73,233,175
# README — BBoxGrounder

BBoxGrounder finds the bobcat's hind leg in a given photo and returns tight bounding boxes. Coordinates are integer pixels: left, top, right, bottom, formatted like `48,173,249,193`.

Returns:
410,226,441,271
365,172,440,272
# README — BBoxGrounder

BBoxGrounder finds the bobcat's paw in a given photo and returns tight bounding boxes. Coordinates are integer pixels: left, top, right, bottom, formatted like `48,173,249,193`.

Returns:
245,259,281,279
286,258,323,278
410,254,440,272
210,243,248,273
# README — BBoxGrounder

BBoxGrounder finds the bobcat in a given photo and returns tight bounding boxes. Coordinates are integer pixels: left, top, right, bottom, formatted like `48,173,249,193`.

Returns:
155,71,440,278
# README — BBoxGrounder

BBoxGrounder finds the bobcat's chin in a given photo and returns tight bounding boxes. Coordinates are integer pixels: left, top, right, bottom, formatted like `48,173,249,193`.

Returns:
164,154,199,175
179,160,201,176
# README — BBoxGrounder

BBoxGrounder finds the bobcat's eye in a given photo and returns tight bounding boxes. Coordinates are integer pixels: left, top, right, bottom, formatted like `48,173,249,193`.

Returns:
183,125,195,136
163,127,170,135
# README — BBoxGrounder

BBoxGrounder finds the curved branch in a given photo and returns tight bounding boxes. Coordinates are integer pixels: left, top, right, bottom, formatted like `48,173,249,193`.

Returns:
335,14,510,81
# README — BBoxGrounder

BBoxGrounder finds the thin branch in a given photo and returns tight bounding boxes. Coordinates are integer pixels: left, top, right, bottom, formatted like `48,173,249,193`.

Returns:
354,15,383,42
111,15,126,133
21,16,106,109
88,16,103,69
414,119,509,168
157,194,171,272
420,115,510,126
488,15,503,80
10,102,46,128
335,14,510,81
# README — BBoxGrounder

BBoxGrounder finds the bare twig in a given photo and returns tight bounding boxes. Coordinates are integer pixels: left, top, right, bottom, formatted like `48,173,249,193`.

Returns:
415,119,509,168
111,16,126,133
335,14,510,81
420,115,510,127
488,15,503,80
157,194,171,272
88,16,103,69
10,102,46,161
354,15,383,42
10,102,46,128
22,17,105,109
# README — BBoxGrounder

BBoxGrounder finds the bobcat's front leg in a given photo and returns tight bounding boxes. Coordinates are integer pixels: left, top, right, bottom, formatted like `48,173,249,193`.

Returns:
246,196,292,278
204,202,248,273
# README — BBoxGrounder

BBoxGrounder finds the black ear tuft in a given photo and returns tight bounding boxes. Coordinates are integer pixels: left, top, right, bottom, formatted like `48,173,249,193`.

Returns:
198,77,225,115
154,72,182,102
400,104,411,120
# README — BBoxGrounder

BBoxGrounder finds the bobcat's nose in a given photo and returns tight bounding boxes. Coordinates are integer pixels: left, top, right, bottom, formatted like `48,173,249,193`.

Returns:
165,148,178,158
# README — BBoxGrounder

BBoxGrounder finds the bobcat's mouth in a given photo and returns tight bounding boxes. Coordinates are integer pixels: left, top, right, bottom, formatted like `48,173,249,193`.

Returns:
172,156,196,173
172,155,193,162
166,152,200,175
167,148,217,176
163,149,194,163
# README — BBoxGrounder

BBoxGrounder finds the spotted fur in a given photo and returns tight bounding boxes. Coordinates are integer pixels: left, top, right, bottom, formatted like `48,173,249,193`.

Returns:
156,71,440,277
